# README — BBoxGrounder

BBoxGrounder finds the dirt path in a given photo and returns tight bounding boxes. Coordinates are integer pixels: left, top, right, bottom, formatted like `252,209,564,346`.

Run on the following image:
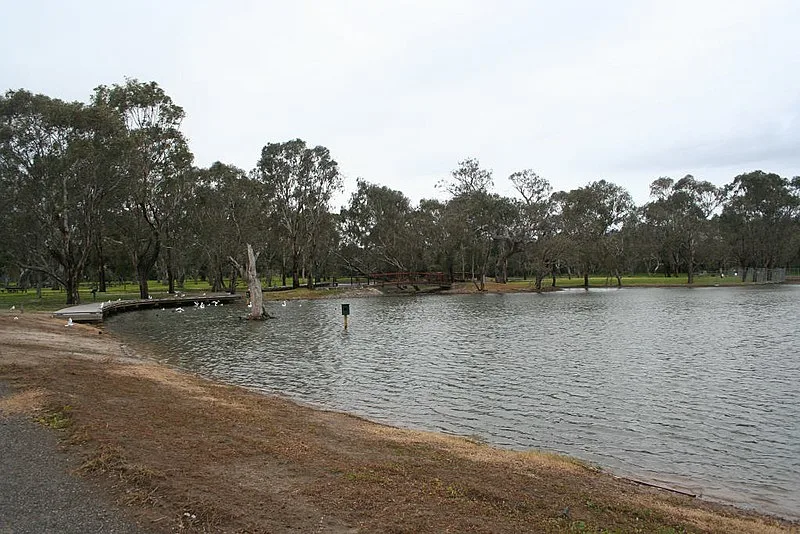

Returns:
0,314,796,533
0,383,146,534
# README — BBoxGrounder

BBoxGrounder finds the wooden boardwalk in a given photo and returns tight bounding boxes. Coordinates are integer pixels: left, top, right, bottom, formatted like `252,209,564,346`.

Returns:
53,294,243,323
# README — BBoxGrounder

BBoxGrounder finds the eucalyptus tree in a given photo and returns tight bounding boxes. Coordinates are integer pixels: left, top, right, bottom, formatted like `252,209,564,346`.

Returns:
93,79,193,298
505,170,559,287
509,169,565,289
438,158,501,290
255,139,341,288
555,180,633,288
189,163,247,291
411,198,449,275
644,175,723,283
339,179,416,275
0,90,124,304
720,171,800,279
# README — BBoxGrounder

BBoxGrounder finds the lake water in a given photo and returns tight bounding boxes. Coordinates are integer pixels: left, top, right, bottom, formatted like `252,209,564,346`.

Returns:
106,286,800,519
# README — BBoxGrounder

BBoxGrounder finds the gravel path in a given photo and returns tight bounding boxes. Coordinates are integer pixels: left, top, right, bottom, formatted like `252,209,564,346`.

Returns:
0,382,145,534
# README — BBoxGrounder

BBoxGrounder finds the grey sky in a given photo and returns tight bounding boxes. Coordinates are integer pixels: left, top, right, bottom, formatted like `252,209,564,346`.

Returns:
2,0,798,207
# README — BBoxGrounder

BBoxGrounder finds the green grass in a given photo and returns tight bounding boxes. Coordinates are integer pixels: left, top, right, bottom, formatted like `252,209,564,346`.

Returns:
504,274,744,289
36,406,73,429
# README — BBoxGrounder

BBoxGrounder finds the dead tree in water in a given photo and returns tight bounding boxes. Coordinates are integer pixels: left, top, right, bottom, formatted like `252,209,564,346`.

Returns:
230,243,267,320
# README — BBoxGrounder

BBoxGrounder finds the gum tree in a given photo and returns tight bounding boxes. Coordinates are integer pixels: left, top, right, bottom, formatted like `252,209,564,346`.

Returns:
0,90,123,304
93,79,193,298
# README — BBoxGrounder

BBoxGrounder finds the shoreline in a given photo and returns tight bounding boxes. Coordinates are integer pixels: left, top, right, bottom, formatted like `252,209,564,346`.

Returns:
1,314,797,533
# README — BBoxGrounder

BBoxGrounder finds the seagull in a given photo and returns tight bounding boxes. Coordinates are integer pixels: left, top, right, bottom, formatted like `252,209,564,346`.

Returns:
247,302,252,308
13,316,18,320
10,305,15,311
147,295,153,300
281,300,287,307
199,302,205,309
65,318,74,327
175,307,184,313
194,301,200,307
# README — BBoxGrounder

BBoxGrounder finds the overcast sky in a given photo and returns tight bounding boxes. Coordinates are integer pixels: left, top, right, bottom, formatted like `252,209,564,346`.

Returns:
2,0,799,208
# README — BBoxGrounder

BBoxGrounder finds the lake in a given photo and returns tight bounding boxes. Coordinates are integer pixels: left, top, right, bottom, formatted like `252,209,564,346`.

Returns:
106,285,800,519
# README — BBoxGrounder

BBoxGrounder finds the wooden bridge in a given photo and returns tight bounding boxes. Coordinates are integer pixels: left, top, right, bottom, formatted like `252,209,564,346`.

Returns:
53,294,243,323
368,272,452,291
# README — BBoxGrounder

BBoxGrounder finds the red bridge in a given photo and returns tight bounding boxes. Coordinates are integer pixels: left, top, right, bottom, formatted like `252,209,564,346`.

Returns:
368,272,452,290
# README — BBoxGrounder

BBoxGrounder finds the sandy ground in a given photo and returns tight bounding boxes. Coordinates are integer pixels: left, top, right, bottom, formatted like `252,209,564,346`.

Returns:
0,313,797,533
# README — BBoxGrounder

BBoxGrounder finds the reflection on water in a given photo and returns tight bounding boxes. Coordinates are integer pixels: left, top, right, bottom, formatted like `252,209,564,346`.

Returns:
107,286,800,519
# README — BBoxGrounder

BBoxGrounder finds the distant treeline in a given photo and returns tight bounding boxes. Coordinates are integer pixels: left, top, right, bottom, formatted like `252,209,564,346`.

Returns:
1,79,798,304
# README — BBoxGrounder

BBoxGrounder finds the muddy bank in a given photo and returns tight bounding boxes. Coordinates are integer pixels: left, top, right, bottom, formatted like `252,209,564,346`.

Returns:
0,314,796,533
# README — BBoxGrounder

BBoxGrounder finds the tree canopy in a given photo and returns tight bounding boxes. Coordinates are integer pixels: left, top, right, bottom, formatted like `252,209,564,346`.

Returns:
2,81,799,304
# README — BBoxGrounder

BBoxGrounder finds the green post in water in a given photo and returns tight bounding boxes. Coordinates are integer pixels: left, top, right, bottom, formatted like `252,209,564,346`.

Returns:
341,303,350,330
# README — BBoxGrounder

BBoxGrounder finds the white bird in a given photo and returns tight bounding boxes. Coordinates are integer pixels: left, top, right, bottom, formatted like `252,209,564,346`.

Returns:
10,305,15,311
65,318,74,327
13,316,18,320
199,302,205,309
194,301,200,307
175,307,184,313
282,300,287,307
247,302,252,308
147,295,153,300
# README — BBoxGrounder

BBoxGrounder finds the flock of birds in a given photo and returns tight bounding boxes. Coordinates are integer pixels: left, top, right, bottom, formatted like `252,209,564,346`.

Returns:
174,300,224,313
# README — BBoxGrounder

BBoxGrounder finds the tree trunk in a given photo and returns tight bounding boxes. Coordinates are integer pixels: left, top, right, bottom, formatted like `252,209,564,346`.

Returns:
291,252,300,288
535,273,544,291
583,271,589,290
98,263,107,293
229,269,238,294
494,254,509,284
244,244,264,320
137,265,150,299
166,248,176,294
65,269,80,305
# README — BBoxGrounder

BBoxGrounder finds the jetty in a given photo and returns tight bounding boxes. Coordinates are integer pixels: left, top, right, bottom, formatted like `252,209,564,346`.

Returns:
53,294,243,323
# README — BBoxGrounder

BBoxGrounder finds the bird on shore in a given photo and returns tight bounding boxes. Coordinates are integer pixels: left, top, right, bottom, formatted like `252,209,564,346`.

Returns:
282,300,287,307
13,316,18,320
199,302,206,309
175,307,184,313
65,318,74,327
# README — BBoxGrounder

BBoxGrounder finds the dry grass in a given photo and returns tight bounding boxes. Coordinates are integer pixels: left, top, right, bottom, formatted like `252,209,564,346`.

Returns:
1,314,797,533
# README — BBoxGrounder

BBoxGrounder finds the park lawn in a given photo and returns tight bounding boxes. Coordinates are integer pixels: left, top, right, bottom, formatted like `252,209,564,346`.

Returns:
500,274,744,290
